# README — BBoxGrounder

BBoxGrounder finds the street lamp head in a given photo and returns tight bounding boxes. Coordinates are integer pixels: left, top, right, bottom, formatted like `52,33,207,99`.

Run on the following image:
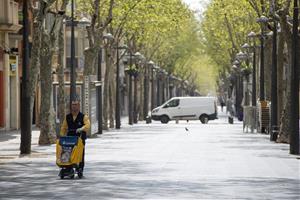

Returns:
267,31,273,37
134,51,142,58
242,43,251,49
79,16,91,25
134,51,142,57
162,69,168,75
256,15,269,24
153,65,160,71
236,51,247,61
148,60,155,66
118,44,128,50
247,31,257,38
232,65,238,70
103,33,114,41
233,60,240,65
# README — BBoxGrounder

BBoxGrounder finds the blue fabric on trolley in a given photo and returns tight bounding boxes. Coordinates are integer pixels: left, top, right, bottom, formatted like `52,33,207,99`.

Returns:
59,136,78,146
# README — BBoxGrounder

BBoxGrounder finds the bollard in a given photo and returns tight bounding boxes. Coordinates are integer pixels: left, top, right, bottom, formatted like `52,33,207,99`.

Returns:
146,116,152,124
228,116,234,124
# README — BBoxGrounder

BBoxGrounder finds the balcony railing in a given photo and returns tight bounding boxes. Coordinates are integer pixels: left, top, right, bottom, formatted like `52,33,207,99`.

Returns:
0,0,21,32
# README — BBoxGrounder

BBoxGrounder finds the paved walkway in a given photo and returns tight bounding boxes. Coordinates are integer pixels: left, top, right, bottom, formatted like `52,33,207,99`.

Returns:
0,112,299,199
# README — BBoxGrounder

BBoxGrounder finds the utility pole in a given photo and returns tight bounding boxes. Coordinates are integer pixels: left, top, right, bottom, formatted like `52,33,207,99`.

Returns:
20,0,32,154
128,53,133,125
133,73,138,124
252,44,256,106
143,64,149,119
290,0,299,155
97,49,103,134
151,67,155,110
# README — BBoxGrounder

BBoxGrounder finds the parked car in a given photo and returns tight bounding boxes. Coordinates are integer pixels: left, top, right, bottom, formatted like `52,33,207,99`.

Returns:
151,97,218,124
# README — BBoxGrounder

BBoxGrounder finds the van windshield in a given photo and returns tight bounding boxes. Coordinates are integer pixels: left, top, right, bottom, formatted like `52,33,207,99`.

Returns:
164,99,180,108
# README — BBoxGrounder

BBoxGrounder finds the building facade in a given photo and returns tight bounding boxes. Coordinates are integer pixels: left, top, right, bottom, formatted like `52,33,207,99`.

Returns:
0,0,22,130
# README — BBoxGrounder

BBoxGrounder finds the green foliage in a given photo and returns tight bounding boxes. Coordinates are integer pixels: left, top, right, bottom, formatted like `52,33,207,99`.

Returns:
201,0,259,73
75,0,219,93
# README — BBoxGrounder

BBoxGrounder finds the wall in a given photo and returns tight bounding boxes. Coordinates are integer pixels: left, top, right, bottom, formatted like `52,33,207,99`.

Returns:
0,36,4,128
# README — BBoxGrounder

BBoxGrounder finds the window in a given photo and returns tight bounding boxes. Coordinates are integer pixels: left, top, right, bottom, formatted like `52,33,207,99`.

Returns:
165,99,180,108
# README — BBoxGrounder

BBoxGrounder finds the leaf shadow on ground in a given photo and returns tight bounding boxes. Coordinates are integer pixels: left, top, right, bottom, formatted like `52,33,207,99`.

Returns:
0,160,299,200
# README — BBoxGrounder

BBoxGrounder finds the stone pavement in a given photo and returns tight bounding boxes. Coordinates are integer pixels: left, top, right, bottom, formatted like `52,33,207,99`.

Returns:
0,112,299,200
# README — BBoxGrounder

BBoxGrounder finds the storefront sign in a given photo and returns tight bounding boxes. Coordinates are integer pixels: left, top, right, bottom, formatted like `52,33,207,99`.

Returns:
84,76,90,116
9,55,17,76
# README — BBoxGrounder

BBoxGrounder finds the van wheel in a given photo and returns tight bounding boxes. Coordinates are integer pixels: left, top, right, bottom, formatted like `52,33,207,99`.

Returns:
200,115,209,124
160,115,169,124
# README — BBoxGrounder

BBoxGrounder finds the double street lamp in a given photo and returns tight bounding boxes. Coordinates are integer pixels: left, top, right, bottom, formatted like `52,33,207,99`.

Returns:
256,15,269,102
124,51,141,125
115,43,128,129
256,14,279,135
246,32,258,107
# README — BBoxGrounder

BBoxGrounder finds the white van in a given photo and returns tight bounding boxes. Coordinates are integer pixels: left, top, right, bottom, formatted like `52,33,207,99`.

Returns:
151,97,218,124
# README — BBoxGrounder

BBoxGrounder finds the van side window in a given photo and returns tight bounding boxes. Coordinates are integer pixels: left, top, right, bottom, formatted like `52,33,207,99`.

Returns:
165,99,180,108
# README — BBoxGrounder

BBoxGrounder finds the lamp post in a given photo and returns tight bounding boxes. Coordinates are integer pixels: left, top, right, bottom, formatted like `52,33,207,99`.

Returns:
169,75,175,98
116,42,121,129
162,69,168,102
156,68,161,106
256,15,269,133
247,32,257,106
290,0,299,155
256,15,269,102
270,23,278,141
125,52,134,125
232,58,244,120
151,64,158,110
144,60,154,119
115,44,128,129
70,0,76,105
124,50,139,125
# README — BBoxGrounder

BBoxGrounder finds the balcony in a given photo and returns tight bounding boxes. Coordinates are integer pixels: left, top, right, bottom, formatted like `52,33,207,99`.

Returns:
0,0,22,32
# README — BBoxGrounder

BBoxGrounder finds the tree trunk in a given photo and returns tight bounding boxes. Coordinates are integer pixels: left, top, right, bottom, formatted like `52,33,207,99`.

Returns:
29,21,42,125
109,78,115,128
109,51,116,128
83,48,97,76
277,28,284,133
264,38,272,101
29,3,49,127
277,12,293,143
57,0,69,129
39,32,56,145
